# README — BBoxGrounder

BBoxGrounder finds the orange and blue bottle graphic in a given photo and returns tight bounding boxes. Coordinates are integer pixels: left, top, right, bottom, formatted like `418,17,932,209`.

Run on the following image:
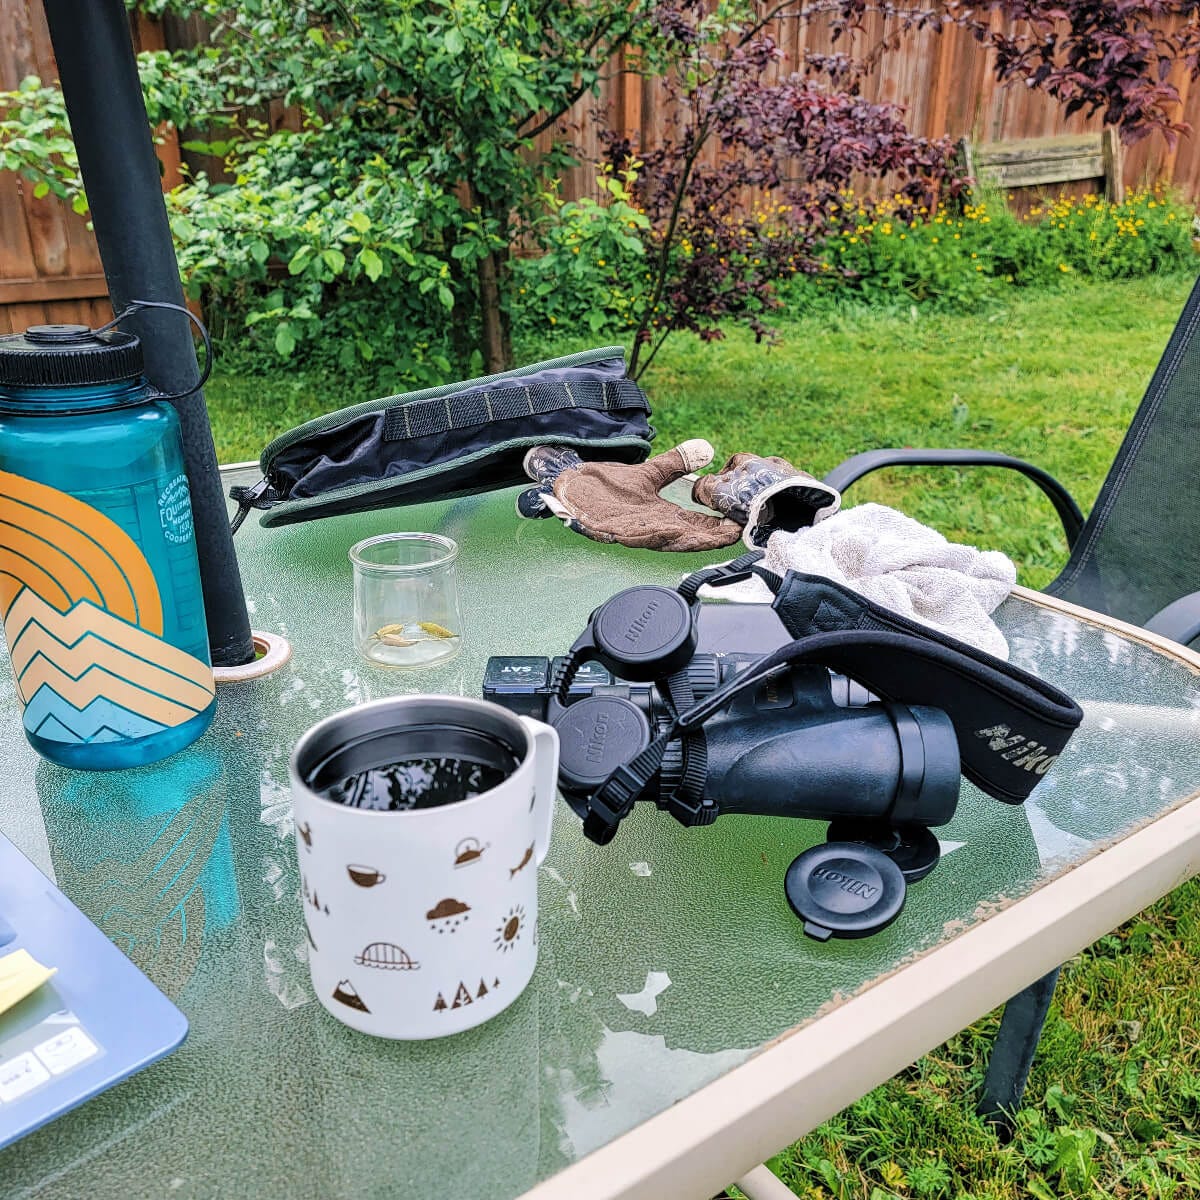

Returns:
0,323,216,769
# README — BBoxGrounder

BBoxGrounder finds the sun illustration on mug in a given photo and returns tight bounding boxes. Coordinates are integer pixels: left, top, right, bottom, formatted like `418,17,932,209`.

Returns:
494,904,526,953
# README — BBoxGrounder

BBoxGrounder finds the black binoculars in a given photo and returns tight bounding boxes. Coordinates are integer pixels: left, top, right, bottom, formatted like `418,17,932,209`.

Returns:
480,566,1082,942
483,651,961,833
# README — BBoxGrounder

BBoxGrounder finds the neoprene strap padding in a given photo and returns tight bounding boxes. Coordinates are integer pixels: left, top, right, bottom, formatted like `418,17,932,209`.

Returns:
765,571,1084,803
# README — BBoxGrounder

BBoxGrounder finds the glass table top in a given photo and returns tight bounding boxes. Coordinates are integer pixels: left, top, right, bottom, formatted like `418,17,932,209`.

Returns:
3,467,1200,1199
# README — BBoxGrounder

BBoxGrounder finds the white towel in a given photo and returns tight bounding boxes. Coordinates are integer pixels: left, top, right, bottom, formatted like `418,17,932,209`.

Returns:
701,503,1017,659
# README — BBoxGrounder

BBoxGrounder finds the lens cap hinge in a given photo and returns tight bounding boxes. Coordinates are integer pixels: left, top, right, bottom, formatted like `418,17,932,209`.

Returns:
825,820,942,884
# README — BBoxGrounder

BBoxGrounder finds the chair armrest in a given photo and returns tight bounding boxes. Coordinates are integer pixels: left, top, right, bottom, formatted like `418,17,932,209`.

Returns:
822,449,1086,549
1144,592,1200,646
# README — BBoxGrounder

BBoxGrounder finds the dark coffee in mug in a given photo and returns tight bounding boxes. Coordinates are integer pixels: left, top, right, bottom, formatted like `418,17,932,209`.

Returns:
321,756,515,811
304,720,521,812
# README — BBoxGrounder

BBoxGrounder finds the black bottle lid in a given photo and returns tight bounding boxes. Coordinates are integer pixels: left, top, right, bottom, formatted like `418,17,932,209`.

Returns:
0,324,143,389
785,842,907,942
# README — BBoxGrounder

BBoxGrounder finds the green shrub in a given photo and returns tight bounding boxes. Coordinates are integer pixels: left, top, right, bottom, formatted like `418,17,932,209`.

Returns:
167,128,464,389
511,168,649,341
783,188,1197,314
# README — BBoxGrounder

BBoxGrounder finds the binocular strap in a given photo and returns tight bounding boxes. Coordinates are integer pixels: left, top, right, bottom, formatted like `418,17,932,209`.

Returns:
761,570,1084,804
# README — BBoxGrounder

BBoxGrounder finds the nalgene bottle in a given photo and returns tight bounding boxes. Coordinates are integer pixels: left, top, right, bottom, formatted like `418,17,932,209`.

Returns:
0,322,216,769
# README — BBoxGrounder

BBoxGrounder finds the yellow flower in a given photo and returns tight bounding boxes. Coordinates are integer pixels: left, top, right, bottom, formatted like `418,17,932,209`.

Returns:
597,259,606,266
1058,263,1070,272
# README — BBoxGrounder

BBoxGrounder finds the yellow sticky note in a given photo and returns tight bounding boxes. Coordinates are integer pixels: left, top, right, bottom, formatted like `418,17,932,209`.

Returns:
0,949,56,1016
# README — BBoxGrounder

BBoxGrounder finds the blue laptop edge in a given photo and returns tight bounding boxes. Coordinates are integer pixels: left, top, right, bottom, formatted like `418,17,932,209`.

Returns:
0,832,188,1150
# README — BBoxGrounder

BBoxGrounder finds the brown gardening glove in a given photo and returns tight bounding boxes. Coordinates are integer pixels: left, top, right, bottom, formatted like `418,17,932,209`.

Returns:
691,453,840,548
517,441,744,552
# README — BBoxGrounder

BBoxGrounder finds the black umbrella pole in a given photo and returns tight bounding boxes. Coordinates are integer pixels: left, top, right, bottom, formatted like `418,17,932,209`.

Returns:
43,0,256,667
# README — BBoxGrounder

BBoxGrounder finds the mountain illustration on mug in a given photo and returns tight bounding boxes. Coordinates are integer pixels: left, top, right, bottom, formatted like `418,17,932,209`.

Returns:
332,980,369,1012
354,942,419,971
346,864,386,888
426,897,470,932
453,837,488,868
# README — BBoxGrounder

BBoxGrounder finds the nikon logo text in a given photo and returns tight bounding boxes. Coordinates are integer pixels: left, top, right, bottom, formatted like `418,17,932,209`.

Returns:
812,865,878,900
585,711,611,764
975,724,1058,775
624,599,661,646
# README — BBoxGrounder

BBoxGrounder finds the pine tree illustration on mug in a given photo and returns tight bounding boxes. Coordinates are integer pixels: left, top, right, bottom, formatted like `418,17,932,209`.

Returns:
434,977,500,1012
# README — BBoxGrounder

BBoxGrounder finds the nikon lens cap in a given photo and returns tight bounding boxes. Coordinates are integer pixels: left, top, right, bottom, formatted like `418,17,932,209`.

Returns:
591,586,697,680
553,694,651,793
784,842,907,942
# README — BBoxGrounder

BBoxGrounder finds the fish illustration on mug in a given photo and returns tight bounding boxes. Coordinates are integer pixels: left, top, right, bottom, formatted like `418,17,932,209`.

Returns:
509,843,533,878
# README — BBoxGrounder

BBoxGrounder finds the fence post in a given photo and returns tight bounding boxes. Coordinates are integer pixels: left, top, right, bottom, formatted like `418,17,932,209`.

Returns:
41,0,256,667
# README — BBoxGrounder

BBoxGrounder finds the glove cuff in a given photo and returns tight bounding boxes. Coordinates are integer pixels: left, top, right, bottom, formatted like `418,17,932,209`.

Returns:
675,439,716,474
743,474,841,549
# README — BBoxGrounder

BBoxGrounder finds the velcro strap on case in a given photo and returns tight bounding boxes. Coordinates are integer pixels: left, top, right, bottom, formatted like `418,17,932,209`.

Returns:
382,378,649,441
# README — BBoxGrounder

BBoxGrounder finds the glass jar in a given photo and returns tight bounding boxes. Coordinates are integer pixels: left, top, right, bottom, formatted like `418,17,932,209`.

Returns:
0,323,216,769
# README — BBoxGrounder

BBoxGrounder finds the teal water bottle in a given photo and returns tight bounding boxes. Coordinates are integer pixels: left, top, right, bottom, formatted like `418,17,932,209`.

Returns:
0,308,217,770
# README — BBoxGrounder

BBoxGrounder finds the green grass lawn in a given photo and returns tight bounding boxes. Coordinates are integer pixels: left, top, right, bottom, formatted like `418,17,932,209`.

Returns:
206,274,1200,1199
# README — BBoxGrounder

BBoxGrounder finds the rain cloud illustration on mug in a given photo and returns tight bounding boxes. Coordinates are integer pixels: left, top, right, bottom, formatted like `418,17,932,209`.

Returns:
426,897,471,932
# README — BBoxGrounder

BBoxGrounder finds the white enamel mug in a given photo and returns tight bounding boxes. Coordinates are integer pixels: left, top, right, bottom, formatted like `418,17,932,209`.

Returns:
290,696,559,1039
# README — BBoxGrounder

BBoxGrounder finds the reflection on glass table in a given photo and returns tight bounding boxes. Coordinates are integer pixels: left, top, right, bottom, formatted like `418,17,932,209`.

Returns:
0,468,1198,1200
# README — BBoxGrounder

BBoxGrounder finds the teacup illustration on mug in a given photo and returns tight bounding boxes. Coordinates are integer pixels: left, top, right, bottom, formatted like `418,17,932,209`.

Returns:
347,864,386,888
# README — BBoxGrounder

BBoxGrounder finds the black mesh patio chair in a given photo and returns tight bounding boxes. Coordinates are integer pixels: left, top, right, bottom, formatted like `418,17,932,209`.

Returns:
825,276,1200,647
820,272,1200,1126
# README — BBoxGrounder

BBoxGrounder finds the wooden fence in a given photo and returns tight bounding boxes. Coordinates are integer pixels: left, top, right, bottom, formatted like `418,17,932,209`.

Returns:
4,3,1200,332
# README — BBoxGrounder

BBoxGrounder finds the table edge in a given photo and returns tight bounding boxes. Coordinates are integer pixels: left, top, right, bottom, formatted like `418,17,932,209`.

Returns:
1010,585,1200,671
521,592,1200,1200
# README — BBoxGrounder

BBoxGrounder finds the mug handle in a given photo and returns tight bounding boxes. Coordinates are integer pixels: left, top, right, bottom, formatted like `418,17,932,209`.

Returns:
520,716,560,865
